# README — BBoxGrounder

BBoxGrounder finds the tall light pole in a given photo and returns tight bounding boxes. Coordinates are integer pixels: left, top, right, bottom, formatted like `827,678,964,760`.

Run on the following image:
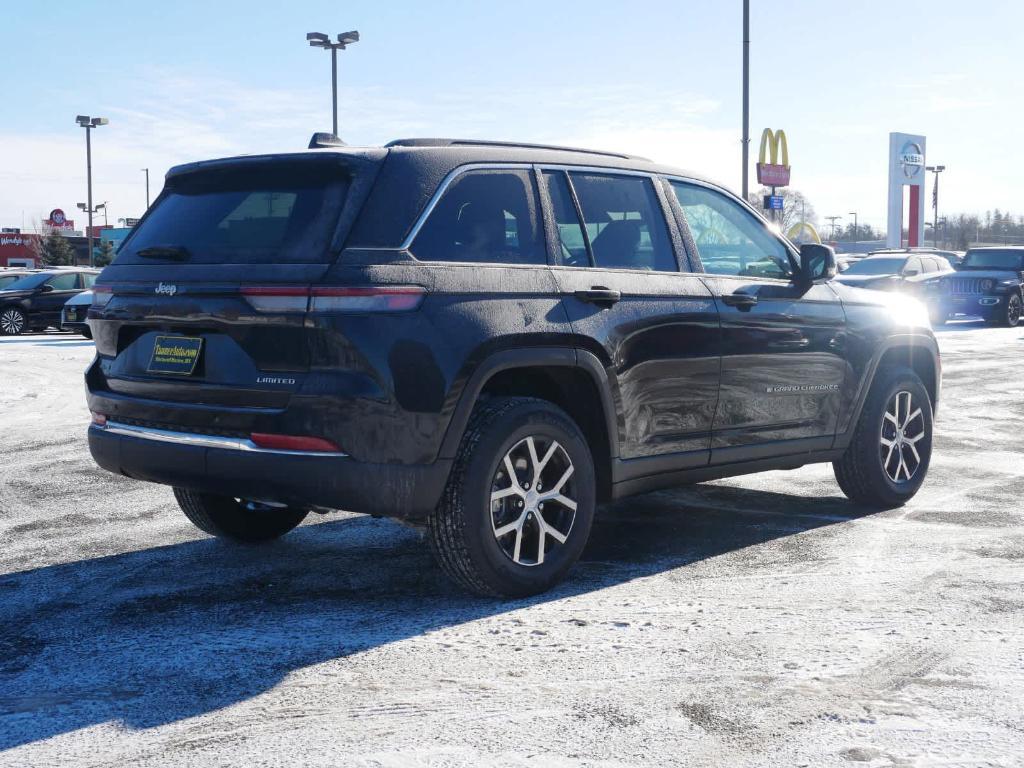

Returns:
306,30,360,138
142,168,150,209
76,115,108,267
848,211,858,241
926,165,946,247
741,0,750,199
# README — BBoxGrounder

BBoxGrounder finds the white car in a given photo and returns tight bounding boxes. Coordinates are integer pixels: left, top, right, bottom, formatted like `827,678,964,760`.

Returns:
60,290,93,339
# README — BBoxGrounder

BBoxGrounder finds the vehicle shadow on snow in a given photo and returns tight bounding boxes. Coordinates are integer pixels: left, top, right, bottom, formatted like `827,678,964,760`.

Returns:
0,485,876,750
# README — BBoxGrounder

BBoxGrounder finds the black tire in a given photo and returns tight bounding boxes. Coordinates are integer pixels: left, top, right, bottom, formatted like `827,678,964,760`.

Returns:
173,488,309,543
428,397,596,598
80,326,93,340
992,293,1021,327
0,307,26,336
834,366,933,508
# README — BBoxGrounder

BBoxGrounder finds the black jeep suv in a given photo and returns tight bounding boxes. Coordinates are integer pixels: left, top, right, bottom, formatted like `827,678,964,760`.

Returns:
86,139,941,596
936,246,1024,327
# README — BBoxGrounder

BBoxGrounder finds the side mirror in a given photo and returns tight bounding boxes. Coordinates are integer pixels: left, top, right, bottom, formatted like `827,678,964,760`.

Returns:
903,268,919,277
798,243,836,284
40,284,54,293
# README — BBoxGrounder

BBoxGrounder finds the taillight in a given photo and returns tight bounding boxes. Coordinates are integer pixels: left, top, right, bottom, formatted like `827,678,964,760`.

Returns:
309,286,425,312
239,286,310,313
249,433,343,453
92,286,113,307
90,411,107,426
240,285,425,313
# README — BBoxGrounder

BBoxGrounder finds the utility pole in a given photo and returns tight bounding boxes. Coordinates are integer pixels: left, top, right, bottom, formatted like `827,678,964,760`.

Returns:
76,115,108,267
741,0,750,199
142,168,150,209
825,215,842,240
926,165,945,248
848,211,858,241
307,30,360,138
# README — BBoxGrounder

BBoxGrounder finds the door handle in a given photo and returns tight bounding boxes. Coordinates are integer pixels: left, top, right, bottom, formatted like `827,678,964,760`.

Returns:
721,293,758,310
574,287,621,306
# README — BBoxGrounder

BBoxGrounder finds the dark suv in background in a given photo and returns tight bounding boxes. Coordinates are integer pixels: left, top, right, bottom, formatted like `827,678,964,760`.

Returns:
86,139,940,596
936,247,1024,327
0,268,99,335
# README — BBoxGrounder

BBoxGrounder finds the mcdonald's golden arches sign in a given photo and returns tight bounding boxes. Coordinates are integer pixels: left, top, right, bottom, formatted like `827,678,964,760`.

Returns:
756,128,791,187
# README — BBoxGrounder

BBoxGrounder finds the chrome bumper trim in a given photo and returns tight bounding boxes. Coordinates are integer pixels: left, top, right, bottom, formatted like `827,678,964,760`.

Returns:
96,421,348,457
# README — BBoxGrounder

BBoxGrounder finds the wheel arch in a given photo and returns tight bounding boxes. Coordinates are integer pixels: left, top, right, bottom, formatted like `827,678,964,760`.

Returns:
835,333,940,449
438,348,620,501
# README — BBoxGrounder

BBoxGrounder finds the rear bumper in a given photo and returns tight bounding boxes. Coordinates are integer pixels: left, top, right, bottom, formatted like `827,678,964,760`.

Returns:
89,423,450,519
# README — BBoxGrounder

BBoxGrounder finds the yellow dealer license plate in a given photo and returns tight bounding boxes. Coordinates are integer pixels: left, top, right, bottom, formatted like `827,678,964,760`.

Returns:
148,335,203,375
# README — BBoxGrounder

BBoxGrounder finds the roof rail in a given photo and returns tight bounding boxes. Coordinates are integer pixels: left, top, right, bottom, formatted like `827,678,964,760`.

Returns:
384,138,646,161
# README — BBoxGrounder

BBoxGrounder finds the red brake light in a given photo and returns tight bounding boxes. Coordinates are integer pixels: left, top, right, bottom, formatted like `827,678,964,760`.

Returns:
249,433,343,453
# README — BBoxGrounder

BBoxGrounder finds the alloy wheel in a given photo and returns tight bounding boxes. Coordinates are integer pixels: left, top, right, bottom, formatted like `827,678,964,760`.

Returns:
489,435,577,566
1008,295,1021,327
0,308,25,335
879,390,926,483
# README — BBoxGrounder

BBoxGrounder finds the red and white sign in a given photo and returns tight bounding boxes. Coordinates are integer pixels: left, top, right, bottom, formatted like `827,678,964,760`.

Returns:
756,163,791,187
0,233,40,268
45,208,75,231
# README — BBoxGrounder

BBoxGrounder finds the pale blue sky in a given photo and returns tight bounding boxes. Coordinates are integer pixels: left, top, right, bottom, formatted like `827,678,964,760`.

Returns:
1,0,1020,232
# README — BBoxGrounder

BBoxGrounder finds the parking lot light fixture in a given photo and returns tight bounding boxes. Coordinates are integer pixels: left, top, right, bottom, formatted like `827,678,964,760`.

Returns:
76,114,108,267
926,165,946,248
306,30,359,138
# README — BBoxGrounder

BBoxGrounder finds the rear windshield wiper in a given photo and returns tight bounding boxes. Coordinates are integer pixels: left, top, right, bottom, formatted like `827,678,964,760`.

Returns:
136,245,191,261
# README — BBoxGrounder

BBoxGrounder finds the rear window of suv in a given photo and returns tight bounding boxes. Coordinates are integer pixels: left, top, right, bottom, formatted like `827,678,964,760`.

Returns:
117,164,350,265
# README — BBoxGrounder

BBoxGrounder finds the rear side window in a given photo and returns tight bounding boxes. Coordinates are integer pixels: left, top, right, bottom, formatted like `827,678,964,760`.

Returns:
542,171,590,267
568,173,676,272
117,164,350,264
921,257,938,273
411,169,543,264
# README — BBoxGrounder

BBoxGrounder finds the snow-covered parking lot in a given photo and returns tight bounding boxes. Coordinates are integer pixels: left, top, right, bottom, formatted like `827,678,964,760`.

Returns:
1,324,1022,767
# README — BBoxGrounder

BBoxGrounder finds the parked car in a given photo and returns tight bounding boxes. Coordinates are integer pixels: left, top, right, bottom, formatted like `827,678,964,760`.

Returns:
0,268,99,335
61,290,94,338
868,247,963,269
935,246,1024,327
86,138,941,596
835,252,953,321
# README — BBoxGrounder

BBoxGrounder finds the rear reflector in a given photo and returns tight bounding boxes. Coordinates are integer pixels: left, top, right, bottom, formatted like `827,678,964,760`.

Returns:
249,432,343,453
91,411,107,426
92,286,113,307
240,285,425,313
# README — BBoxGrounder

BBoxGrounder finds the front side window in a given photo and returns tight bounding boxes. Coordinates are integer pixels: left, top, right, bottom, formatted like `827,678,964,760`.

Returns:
568,173,676,272
47,273,79,291
903,257,922,275
411,169,543,264
83,273,98,287
671,182,792,279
